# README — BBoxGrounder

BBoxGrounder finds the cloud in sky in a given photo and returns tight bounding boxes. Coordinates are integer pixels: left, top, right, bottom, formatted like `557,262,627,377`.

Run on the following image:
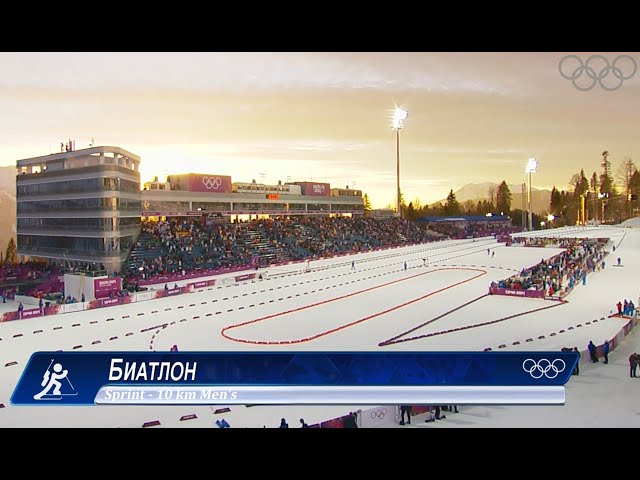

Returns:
1,52,639,207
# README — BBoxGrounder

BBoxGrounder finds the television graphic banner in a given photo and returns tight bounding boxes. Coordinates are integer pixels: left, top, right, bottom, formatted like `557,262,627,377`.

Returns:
11,352,578,406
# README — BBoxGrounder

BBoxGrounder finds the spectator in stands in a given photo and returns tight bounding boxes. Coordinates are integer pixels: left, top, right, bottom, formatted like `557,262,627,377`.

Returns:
300,418,309,428
123,217,445,285
279,418,288,428
494,239,606,296
629,353,638,378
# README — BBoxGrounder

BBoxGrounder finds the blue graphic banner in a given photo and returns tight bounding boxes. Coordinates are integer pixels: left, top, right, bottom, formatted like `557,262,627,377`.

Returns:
11,351,578,406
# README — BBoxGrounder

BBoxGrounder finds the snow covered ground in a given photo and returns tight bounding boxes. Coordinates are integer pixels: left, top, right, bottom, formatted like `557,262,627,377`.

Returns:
1,226,638,428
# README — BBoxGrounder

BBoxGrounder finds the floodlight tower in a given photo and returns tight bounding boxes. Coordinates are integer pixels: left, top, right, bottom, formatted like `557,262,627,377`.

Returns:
392,107,408,218
525,158,538,231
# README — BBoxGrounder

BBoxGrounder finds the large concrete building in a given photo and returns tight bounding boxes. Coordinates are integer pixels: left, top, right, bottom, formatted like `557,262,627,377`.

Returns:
16,146,142,273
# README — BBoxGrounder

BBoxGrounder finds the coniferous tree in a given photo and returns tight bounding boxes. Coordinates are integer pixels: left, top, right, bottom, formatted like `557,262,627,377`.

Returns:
444,190,461,215
550,187,563,215
496,181,512,215
362,193,372,215
406,202,417,221
5,238,17,265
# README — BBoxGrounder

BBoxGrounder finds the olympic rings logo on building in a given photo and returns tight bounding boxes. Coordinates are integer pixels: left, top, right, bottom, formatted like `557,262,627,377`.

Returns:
559,55,637,91
522,358,566,379
202,176,223,190
370,408,387,419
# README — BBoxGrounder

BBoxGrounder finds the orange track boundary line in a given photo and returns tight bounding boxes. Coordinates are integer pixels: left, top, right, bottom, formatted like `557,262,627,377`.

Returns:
220,267,486,345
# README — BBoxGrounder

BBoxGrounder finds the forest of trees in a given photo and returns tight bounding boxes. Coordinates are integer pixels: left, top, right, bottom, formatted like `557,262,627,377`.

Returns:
547,157,640,226
385,181,518,222
372,154,640,229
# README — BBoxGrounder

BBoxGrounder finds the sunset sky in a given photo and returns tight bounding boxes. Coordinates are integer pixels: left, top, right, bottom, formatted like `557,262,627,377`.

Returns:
1,52,639,207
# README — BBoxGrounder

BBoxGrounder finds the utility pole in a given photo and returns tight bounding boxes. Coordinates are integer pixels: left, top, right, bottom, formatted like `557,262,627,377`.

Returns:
521,182,527,229
625,157,634,220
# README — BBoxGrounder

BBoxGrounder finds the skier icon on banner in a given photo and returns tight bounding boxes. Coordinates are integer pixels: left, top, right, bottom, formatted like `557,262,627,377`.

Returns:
33,359,77,400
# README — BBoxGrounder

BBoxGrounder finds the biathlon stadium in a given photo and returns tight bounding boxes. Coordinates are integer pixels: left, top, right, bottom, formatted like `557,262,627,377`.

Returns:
1,145,639,428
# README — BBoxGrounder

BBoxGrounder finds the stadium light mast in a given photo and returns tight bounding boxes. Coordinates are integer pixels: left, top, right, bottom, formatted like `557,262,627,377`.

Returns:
392,107,408,218
525,158,538,231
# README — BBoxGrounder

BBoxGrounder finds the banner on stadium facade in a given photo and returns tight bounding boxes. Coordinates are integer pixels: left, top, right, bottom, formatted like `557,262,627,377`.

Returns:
188,174,232,194
296,182,331,197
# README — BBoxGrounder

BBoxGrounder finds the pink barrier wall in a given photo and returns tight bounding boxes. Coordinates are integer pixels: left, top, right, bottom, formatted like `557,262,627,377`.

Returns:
44,305,62,316
489,287,545,299
234,273,256,282
578,312,638,365
20,307,43,319
137,264,254,287
87,295,133,310
0,311,19,322
190,279,217,289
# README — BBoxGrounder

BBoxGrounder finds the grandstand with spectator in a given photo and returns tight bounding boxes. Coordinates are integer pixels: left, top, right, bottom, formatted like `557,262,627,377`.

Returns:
122,216,442,286
416,215,518,240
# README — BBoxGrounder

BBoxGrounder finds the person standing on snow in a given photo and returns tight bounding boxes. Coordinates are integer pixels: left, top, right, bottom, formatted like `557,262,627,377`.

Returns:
588,341,598,363
629,353,638,378
602,340,610,364
573,347,581,375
